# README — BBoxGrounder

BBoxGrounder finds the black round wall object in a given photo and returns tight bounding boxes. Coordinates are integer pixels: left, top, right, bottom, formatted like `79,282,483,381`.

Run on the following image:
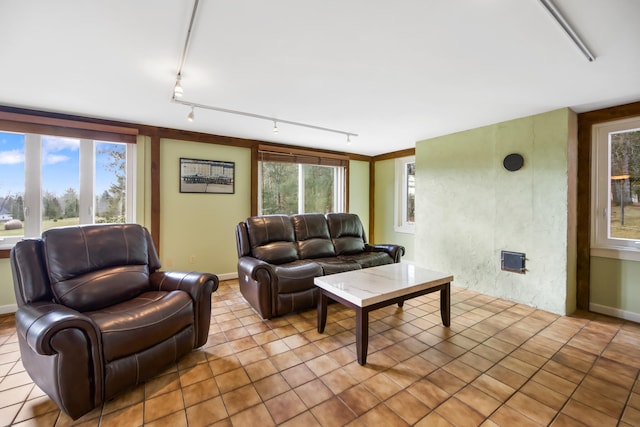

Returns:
503,153,524,171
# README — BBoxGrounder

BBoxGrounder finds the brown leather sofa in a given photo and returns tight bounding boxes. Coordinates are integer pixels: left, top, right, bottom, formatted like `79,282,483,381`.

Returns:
10,223,218,419
236,212,404,319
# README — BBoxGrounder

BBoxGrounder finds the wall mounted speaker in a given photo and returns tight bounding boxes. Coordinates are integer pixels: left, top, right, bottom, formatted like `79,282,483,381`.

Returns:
503,153,524,171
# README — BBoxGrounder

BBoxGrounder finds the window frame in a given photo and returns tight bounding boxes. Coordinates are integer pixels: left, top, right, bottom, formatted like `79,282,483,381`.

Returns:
591,115,640,261
0,112,138,252
256,145,348,216
394,155,415,234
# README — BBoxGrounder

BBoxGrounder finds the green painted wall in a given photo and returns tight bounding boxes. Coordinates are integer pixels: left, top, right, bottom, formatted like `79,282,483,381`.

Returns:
415,109,577,315
0,260,12,310
590,257,640,318
374,158,415,261
349,160,370,233
159,139,251,277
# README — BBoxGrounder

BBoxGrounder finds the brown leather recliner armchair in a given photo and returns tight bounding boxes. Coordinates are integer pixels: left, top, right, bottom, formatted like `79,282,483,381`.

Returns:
10,223,218,419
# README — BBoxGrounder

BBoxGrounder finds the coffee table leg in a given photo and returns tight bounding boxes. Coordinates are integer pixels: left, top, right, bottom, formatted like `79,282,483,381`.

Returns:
318,291,328,333
440,283,451,327
356,308,369,365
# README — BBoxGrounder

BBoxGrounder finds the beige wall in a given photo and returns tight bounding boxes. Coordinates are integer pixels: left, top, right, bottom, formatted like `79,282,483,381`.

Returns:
373,158,415,261
414,108,577,315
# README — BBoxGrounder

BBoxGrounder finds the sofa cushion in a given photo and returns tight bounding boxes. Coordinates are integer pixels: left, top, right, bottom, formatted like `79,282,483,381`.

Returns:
87,290,193,362
43,224,152,311
291,214,336,259
313,258,362,275
247,215,299,264
339,252,393,268
326,213,366,255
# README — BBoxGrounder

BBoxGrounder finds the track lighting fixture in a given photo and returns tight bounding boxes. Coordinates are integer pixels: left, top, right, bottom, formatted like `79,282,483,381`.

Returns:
173,98,357,141
171,0,358,142
174,74,184,98
538,0,595,62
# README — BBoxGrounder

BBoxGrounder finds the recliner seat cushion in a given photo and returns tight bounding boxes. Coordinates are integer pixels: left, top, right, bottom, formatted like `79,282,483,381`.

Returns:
87,290,193,362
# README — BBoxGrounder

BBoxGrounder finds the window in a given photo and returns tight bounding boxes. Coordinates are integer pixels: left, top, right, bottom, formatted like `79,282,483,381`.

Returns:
394,156,415,233
0,131,135,249
258,148,346,215
591,116,640,259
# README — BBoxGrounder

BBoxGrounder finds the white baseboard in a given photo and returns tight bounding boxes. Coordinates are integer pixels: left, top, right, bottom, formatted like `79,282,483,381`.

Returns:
217,272,238,282
0,304,17,315
589,303,640,323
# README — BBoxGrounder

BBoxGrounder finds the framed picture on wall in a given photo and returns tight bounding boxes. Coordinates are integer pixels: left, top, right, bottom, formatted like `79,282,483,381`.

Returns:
179,158,235,194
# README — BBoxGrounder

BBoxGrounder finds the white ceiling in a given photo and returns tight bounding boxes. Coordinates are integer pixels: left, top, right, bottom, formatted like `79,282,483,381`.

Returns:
1,1,639,156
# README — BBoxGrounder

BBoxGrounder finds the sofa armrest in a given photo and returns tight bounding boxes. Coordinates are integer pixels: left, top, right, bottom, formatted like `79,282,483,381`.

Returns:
237,256,278,319
365,244,405,263
16,301,100,355
150,271,218,347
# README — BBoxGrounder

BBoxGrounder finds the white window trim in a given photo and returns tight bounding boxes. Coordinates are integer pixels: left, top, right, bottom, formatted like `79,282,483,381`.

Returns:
591,116,640,261
394,155,415,234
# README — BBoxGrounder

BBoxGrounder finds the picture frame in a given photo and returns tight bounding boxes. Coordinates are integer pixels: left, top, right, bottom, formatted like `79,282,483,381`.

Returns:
180,158,235,194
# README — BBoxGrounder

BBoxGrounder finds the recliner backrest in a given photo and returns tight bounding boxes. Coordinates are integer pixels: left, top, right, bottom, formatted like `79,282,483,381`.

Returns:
43,223,155,311
246,215,299,264
291,213,336,259
326,213,366,255
10,238,52,306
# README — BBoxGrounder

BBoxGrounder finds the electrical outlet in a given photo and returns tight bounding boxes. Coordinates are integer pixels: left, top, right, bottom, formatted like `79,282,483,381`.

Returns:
188,255,196,264
166,257,173,267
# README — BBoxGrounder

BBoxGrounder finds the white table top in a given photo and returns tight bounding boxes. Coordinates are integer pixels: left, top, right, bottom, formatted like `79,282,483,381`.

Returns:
314,262,453,307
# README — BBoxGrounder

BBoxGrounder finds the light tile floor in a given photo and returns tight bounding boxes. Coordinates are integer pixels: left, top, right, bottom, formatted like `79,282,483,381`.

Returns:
1,280,640,426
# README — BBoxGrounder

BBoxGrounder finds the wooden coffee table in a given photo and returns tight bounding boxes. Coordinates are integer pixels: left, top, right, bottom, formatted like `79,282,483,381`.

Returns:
315,263,452,365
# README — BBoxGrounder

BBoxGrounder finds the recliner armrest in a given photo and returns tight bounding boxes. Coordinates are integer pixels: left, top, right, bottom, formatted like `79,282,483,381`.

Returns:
149,271,218,347
15,301,100,355
365,244,406,263
150,271,219,299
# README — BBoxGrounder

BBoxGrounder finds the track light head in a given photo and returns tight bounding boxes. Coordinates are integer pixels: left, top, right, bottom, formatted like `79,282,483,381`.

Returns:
187,106,194,122
346,134,351,145
174,75,184,98
273,121,279,134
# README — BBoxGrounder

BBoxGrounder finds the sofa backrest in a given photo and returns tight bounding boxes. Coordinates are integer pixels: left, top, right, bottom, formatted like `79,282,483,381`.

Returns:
42,223,158,312
326,213,366,255
246,215,299,264
291,213,336,259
